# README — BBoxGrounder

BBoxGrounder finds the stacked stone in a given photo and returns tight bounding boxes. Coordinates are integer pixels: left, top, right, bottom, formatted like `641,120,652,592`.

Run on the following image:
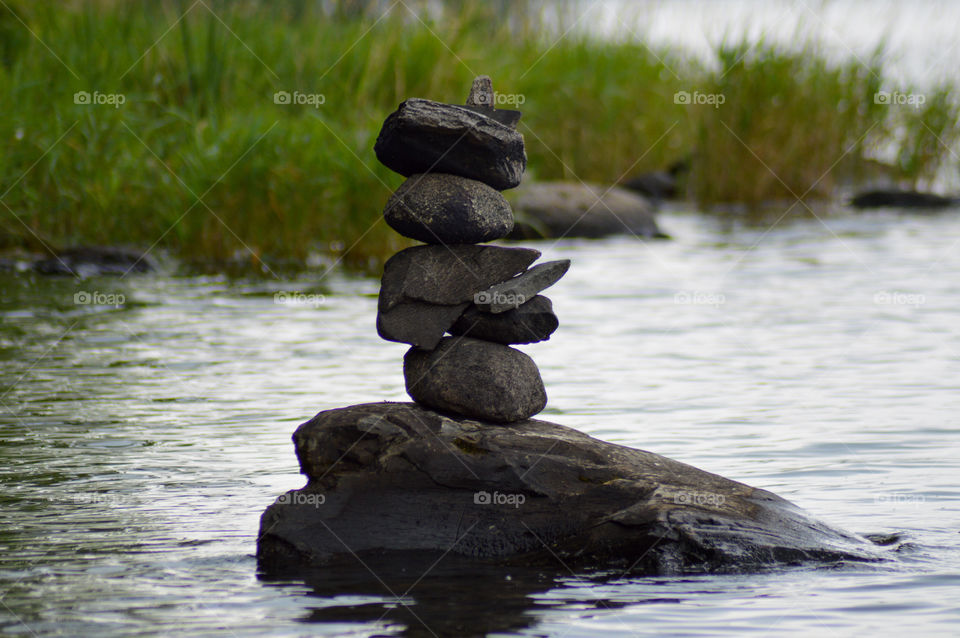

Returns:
373,76,570,424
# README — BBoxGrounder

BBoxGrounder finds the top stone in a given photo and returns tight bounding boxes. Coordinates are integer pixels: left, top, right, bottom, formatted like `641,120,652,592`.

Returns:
374,85,526,190
463,75,522,128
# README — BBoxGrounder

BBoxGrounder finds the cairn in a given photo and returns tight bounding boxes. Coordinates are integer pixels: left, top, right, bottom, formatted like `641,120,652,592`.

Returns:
373,76,569,423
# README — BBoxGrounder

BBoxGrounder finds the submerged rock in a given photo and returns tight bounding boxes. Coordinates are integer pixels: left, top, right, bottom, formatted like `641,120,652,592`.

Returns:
257,403,885,573
403,337,546,423
850,189,958,209
509,182,668,240
32,246,155,277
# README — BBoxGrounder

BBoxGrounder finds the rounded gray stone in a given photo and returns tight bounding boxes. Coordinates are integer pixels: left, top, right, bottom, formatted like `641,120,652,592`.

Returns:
384,173,514,244
403,337,546,423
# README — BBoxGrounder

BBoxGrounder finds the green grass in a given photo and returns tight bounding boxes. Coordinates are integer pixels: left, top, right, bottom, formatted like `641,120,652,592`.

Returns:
1,1,956,273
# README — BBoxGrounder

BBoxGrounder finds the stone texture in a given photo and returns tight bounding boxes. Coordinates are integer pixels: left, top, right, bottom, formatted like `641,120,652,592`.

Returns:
463,75,521,128
378,244,539,312
465,75,494,107
474,259,570,314
384,173,514,244
376,301,468,351
257,402,887,572
374,98,526,190
449,294,558,345
404,337,546,423
509,182,667,239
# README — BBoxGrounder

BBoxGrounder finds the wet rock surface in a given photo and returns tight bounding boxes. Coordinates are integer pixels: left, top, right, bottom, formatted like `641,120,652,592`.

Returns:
257,402,886,573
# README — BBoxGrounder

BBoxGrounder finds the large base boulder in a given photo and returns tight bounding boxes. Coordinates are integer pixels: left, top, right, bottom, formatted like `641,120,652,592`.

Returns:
257,403,885,573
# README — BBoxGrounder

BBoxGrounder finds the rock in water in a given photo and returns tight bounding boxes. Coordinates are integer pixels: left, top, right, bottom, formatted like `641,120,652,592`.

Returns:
378,244,539,312
384,173,514,244
510,182,667,239
257,402,886,572
850,189,958,209
474,259,570,313
449,295,559,345
374,98,526,190
404,337,546,423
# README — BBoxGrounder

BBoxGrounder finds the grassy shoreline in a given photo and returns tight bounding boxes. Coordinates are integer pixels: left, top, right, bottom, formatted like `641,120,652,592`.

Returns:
1,1,956,273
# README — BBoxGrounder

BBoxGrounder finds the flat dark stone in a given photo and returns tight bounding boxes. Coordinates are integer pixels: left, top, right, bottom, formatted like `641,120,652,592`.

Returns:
404,337,546,423
449,294,558,345
32,246,156,277
374,98,527,190
459,104,522,128
384,173,514,244
378,244,539,312
850,189,958,209
257,402,888,573
376,300,468,350
474,259,570,313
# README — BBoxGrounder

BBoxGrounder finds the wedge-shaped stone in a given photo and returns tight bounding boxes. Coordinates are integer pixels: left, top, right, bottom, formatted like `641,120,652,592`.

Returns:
473,259,570,313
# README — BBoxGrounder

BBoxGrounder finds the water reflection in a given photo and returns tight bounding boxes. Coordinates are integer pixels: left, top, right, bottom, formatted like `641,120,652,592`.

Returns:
263,559,630,637
2,209,960,636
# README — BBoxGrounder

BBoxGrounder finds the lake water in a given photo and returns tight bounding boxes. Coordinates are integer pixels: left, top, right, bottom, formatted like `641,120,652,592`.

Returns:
585,0,960,85
2,207,959,636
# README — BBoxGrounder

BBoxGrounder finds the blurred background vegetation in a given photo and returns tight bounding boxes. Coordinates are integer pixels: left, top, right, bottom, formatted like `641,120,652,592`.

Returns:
1,0,957,272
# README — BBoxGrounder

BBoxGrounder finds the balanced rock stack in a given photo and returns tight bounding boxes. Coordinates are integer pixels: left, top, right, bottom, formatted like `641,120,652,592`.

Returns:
373,76,569,424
